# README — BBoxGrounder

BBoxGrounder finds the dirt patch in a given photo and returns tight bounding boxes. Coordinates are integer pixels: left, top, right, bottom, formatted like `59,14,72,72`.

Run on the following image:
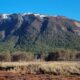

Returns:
0,71,80,80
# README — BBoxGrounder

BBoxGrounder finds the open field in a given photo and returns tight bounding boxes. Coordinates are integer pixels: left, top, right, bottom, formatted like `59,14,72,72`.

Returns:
0,62,80,80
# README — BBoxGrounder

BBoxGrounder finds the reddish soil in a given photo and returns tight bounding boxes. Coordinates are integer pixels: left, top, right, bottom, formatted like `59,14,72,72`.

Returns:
0,71,80,80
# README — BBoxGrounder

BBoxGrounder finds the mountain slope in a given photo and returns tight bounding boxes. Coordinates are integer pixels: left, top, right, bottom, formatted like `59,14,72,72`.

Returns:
0,13,80,52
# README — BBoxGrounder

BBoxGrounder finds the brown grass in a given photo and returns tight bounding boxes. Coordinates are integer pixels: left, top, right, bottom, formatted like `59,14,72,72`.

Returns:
0,61,80,76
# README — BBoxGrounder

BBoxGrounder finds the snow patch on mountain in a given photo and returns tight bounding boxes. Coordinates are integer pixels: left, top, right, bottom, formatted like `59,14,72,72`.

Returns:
2,14,8,19
22,13,48,19
34,14,47,19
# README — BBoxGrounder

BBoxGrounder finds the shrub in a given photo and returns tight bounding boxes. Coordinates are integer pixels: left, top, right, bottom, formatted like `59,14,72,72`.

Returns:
45,49,80,61
0,52,11,62
45,52,59,61
11,51,34,61
75,52,80,61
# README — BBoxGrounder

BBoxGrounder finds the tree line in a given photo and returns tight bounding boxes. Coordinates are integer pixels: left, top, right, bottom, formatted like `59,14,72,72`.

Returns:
0,49,80,62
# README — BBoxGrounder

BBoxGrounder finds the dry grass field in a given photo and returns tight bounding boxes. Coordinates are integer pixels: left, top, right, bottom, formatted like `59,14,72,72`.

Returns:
0,61,80,75
0,62,80,80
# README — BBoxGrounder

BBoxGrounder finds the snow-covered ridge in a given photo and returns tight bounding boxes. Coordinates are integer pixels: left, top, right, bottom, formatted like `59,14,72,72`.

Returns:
0,13,58,19
1,13,48,19
1,14,8,19
22,13,48,19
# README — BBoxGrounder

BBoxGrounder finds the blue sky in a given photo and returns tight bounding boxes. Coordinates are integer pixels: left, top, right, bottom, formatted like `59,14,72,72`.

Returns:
0,0,80,21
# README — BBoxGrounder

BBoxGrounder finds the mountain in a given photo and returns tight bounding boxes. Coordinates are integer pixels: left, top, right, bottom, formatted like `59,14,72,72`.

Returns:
0,13,80,52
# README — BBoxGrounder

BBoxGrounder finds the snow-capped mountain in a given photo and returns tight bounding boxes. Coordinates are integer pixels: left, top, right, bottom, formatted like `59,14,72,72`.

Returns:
0,13,80,51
